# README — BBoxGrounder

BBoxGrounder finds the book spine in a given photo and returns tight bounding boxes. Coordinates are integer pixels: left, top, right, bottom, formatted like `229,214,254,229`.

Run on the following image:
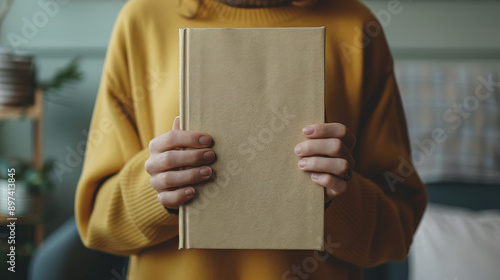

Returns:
178,28,188,249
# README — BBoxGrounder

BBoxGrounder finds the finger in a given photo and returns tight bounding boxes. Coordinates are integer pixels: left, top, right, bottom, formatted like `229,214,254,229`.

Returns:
172,116,180,130
298,156,350,178
302,123,356,150
150,166,212,191
295,138,355,169
325,188,336,203
149,129,212,153
324,188,337,202
146,149,215,174
157,187,196,209
311,173,347,199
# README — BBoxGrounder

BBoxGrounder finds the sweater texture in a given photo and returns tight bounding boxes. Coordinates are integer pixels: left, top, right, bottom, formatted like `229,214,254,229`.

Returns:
75,0,427,279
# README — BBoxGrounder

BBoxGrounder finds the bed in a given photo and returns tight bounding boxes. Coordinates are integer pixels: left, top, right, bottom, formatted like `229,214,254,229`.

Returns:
365,60,500,280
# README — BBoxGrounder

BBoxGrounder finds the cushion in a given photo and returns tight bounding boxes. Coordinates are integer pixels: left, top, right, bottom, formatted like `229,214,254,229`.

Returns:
409,203,500,280
395,60,500,184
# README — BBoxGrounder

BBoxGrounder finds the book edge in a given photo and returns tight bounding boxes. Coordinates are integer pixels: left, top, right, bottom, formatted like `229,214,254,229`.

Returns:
320,25,326,252
178,27,188,250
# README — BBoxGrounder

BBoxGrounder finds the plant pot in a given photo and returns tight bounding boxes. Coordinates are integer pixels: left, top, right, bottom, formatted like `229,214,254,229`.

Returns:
0,179,42,218
0,50,36,107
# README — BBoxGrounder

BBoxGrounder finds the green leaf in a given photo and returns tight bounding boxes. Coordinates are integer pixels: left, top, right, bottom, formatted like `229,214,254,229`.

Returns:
38,57,83,95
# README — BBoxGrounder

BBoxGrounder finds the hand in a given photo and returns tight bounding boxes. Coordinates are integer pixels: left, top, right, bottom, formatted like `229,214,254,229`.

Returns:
294,123,356,202
145,116,215,209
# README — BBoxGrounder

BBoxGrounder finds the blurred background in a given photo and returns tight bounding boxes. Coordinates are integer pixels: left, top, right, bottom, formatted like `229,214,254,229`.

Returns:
0,0,499,279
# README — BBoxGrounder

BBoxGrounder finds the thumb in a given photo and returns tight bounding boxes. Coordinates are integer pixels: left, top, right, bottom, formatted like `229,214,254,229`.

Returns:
172,116,180,130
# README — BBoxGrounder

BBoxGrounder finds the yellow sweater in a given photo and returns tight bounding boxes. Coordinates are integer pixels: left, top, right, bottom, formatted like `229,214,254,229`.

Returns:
75,0,427,279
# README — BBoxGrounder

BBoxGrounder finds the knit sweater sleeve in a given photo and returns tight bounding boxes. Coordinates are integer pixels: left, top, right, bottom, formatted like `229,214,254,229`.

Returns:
324,27,427,267
324,74,427,267
74,3,177,256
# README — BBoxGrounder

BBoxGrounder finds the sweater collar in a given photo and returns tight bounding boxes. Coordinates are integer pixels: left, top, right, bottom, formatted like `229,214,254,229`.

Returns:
215,0,294,8
198,0,310,25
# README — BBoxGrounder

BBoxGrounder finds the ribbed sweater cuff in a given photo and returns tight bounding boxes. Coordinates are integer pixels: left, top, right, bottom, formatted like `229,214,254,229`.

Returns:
324,172,379,259
119,149,179,241
84,148,178,255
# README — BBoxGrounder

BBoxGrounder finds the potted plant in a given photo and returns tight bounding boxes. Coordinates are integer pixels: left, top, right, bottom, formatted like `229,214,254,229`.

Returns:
0,0,36,107
0,0,82,107
0,157,54,217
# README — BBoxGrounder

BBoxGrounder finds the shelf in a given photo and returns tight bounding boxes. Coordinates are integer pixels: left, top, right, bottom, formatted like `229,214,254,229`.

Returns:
0,88,44,169
0,89,42,120
0,89,46,255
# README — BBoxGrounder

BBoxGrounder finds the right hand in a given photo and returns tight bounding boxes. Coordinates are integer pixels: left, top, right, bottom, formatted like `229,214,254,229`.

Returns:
145,116,215,209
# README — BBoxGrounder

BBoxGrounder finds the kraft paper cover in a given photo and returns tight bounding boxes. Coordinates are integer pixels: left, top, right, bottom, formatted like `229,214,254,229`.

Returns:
179,27,325,250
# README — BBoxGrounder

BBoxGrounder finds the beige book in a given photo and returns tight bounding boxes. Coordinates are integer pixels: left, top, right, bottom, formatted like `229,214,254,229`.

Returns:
179,27,325,250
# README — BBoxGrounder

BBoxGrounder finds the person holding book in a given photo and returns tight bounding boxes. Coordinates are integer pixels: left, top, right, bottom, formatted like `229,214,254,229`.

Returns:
75,0,427,279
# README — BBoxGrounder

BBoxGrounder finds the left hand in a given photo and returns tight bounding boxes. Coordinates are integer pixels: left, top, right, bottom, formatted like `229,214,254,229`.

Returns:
294,123,356,202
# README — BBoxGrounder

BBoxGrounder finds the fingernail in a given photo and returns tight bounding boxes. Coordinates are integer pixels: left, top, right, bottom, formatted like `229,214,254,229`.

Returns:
303,126,314,136
294,144,302,155
298,158,308,168
199,135,211,146
185,188,195,196
311,173,320,180
199,166,212,176
203,151,215,161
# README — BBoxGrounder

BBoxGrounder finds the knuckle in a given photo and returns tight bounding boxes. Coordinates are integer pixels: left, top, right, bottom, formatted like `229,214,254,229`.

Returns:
144,158,152,173
337,159,349,174
329,138,342,154
157,193,170,207
162,151,174,167
333,138,343,147
148,139,156,152
171,191,185,206
162,172,174,188
336,123,347,138
165,130,178,145
149,176,156,189
158,191,180,208
189,168,200,181
150,175,166,191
